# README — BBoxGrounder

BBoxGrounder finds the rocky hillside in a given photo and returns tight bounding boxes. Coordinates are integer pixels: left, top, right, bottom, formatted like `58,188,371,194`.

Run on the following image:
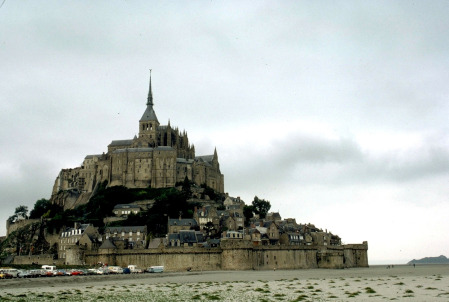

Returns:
407,255,449,264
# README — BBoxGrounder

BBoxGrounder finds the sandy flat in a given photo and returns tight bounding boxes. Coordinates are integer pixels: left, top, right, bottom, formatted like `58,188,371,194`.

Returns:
0,264,448,301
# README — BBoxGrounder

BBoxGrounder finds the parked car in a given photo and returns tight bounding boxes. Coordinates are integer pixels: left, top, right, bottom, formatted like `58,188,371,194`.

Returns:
53,270,68,277
17,270,32,278
0,272,13,279
29,270,42,278
70,270,83,276
122,267,131,274
108,266,123,274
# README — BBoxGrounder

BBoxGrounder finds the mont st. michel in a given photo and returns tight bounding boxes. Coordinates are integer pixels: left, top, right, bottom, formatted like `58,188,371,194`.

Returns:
2,75,368,271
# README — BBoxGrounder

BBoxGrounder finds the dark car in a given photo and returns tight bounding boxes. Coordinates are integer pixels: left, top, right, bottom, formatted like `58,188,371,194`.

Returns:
122,267,131,274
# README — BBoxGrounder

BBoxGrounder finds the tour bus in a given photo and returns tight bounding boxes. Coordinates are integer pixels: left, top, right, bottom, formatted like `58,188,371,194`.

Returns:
148,266,164,273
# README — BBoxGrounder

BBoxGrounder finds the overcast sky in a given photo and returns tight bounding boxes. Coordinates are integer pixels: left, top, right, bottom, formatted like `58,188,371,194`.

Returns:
1,1,448,264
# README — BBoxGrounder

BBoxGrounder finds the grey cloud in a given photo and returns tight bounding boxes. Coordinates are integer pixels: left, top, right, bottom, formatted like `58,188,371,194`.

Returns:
223,131,449,194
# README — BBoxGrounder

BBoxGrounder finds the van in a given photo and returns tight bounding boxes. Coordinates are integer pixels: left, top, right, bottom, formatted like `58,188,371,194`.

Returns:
0,268,18,278
42,265,56,272
128,265,143,273
148,266,164,273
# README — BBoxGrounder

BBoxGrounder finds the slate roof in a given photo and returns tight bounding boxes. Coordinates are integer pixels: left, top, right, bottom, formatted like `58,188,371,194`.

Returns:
195,155,213,166
177,158,194,164
113,204,141,210
154,146,175,151
113,147,153,154
99,238,117,249
168,230,204,244
148,237,166,249
140,104,159,123
105,226,147,233
168,218,197,227
109,139,133,146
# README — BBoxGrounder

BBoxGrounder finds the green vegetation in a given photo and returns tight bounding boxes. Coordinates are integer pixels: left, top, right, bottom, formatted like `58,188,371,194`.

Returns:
251,196,271,219
2,180,224,257
44,181,206,236
365,287,376,294
7,205,29,224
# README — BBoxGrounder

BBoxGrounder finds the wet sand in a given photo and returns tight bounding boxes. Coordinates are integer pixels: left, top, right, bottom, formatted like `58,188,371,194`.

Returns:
1,264,448,301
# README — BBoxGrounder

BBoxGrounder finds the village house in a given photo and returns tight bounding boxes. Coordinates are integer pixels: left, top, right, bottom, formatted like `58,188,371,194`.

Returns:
279,232,303,246
104,226,147,249
193,206,219,230
266,212,282,222
113,204,141,217
222,231,243,240
167,218,198,234
58,223,101,260
248,228,262,246
167,230,204,247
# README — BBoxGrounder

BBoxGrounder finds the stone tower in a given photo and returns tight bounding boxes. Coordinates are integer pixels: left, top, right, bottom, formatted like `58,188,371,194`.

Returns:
138,73,159,147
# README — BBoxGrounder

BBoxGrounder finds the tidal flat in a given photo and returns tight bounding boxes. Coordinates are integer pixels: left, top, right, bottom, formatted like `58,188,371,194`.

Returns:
1,265,448,301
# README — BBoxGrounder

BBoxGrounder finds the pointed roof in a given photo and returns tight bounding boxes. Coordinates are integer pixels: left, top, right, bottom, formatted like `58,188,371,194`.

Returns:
140,71,159,123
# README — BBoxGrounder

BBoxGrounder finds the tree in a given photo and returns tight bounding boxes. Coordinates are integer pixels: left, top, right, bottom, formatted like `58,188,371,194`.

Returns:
7,205,29,224
30,199,54,219
243,205,254,226
15,205,29,220
251,196,271,219
203,221,216,239
181,176,192,199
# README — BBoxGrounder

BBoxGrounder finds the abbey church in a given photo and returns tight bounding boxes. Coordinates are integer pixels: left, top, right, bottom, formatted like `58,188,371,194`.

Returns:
51,75,224,208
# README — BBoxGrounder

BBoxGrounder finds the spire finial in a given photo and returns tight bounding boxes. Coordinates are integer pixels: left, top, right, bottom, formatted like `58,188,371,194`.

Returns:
147,69,153,106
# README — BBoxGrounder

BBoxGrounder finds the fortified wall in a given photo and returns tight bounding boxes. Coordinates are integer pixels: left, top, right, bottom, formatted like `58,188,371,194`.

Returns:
6,219,40,237
83,242,368,271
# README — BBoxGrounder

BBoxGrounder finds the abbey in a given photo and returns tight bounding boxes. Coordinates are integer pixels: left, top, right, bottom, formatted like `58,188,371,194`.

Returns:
51,75,224,208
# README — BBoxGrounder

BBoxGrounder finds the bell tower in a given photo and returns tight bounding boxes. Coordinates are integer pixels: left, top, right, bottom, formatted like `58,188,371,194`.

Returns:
138,71,159,147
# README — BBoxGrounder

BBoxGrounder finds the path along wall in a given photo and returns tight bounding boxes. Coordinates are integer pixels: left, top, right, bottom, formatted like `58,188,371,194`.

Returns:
84,242,368,271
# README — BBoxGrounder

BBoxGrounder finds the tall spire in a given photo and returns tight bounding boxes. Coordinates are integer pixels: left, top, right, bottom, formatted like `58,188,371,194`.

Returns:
140,69,159,123
147,69,153,106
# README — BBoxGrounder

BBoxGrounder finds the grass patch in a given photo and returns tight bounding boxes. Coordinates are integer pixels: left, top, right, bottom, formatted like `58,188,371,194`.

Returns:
365,287,376,294
346,291,361,297
292,294,309,301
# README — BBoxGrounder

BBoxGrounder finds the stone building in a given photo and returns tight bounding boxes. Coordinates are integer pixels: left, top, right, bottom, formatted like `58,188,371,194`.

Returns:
113,204,141,217
58,223,101,260
104,226,147,249
51,74,224,209
167,218,198,234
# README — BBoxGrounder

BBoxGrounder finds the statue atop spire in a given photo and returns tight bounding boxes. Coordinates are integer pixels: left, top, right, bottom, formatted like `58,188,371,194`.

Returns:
147,69,153,106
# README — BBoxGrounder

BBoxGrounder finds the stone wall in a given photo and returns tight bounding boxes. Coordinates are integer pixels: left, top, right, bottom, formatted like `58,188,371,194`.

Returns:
6,219,40,236
82,242,368,271
13,254,54,265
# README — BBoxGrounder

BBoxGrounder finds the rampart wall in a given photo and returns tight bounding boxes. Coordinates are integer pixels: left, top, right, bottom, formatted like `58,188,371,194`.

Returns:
83,242,368,271
6,219,40,237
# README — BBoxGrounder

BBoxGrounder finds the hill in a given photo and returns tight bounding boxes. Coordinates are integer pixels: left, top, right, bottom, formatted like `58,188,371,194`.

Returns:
407,255,449,265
